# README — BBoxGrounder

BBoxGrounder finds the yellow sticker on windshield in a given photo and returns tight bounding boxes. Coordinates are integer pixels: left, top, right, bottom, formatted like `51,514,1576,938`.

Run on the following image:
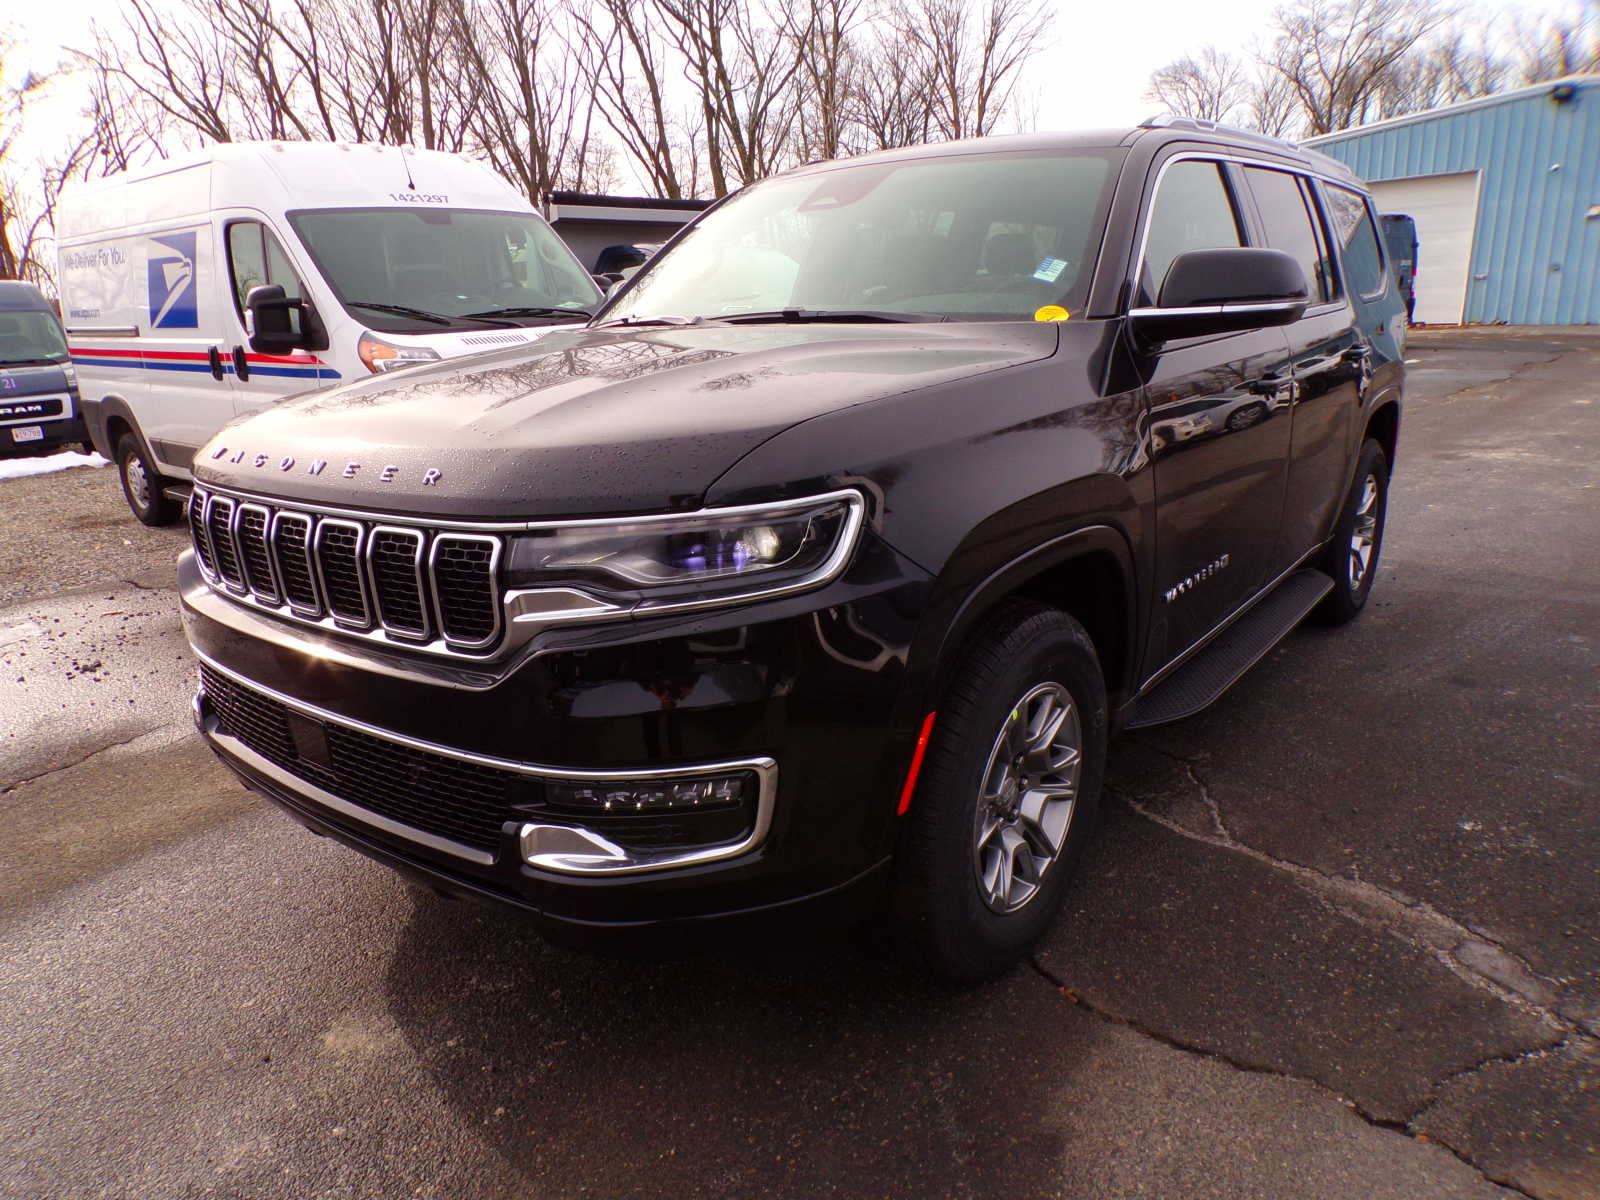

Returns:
1033,305,1070,323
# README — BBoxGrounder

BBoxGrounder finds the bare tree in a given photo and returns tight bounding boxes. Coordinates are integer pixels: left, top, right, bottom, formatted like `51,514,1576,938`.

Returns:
784,0,867,162
1265,0,1452,134
887,0,1052,142
572,0,704,198
1145,47,1250,122
1510,1,1600,82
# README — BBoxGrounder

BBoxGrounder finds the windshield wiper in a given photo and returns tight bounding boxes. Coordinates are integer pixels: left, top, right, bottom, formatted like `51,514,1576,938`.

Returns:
460,306,593,320
0,356,63,366
714,308,945,325
345,301,516,328
591,314,704,330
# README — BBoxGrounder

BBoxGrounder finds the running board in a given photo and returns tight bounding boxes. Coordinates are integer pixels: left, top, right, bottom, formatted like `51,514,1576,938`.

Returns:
1126,569,1334,729
162,484,191,503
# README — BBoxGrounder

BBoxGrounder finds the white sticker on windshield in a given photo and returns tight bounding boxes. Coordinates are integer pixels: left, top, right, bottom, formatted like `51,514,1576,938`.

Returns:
1032,257,1068,283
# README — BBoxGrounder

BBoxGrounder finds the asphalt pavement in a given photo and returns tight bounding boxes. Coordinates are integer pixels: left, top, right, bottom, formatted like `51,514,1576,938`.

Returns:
2,328,1596,1199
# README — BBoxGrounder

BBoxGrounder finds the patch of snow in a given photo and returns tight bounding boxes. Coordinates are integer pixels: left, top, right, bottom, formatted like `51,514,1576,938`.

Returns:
0,450,110,482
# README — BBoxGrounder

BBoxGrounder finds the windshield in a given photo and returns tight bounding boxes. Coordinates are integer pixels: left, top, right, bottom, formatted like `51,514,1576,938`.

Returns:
609,149,1121,324
0,310,69,364
288,208,601,330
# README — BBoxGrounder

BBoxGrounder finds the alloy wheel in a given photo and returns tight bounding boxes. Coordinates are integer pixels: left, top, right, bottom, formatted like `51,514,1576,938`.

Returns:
1349,474,1379,590
972,682,1082,914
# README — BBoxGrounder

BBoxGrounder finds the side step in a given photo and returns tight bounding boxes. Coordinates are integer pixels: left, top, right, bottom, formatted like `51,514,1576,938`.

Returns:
1125,569,1334,729
162,484,191,504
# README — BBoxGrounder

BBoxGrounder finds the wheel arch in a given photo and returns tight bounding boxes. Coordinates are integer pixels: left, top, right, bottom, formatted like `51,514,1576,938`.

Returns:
1364,397,1401,472
923,524,1139,714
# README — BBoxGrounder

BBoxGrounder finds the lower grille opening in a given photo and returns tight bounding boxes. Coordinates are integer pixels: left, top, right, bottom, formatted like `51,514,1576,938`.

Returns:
199,666,759,859
201,664,521,854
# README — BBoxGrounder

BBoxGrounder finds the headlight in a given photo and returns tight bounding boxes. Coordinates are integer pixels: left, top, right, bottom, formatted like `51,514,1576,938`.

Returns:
358,332,443,373
504,490,865,618
59,360,77,387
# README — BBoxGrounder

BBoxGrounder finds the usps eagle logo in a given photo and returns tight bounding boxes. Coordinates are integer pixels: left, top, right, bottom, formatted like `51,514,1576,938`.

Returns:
147,232,198,329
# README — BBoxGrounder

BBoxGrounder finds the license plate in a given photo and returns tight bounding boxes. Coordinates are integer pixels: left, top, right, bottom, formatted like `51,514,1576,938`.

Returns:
10,425,43,443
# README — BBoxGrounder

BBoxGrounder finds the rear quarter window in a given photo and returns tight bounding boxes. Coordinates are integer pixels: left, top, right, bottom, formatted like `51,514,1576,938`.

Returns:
1324,186,1388,300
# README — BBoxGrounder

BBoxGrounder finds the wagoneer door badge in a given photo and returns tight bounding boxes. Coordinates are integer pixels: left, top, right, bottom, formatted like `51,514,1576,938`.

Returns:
1164,554,1231,604
208,444,442,486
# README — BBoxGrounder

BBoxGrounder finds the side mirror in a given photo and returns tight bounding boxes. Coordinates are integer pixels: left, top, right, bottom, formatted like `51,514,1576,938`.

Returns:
1131,248,1309,345
246,284,309,355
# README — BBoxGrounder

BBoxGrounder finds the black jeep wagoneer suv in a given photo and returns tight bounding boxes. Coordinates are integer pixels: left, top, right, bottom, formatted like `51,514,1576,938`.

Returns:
181,119,1403,980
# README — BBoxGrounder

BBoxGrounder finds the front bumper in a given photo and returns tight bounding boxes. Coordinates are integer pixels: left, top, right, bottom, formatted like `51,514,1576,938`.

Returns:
0,412,87,457
180,536,934,928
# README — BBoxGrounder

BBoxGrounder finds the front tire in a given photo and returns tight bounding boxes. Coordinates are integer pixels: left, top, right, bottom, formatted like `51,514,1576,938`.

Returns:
115,431,179,526
894,602,1107,982
1315,438,1389,625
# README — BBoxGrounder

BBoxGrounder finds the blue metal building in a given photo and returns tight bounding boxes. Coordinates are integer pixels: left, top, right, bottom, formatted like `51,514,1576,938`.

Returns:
1305,75,1600,325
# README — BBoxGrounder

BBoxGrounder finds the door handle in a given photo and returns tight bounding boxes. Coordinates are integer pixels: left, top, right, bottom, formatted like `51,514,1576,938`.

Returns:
232,346,250,382
206,346,225,381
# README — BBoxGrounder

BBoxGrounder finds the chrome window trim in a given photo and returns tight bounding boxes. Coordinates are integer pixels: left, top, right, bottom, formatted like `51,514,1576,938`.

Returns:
270,510,323,617
428,533,503,650
1128,150,1375,313
195,650,778,875
235,502,281,603
366,524,431,640
312,517,373,629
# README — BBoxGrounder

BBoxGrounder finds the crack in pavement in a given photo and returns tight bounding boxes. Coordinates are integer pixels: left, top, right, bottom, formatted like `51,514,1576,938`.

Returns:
0,723,174,796
1027,954,1545,1200
1062,746,1598,1200
1126,751,1579,1038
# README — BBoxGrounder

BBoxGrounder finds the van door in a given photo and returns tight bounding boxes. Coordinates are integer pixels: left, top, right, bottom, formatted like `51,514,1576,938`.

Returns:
136,224,236,473
219,216,333,418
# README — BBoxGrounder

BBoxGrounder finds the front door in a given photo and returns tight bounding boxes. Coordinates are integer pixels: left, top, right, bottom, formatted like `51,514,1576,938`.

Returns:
1136,158,1296,676
220,216,331,418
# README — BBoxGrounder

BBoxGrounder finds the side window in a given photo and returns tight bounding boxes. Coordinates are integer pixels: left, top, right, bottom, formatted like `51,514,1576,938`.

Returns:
1325,185,1388,299
1244,167,1334,303
226,221,306,317
1141,160,1244,304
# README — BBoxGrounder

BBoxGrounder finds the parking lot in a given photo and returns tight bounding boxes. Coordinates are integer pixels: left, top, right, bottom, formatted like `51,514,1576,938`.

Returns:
2,327,1596,1199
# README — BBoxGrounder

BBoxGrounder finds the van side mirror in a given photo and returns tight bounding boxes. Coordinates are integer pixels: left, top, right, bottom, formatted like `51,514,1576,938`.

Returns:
1130,248,1309,345
246,284,322,354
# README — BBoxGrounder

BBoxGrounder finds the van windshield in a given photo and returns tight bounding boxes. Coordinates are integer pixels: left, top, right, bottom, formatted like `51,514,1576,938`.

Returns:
0,310,69,365
606,149,1122,325
288,208,602,331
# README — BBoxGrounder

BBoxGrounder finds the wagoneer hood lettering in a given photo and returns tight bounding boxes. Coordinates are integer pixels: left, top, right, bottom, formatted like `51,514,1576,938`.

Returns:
194,322,1056,518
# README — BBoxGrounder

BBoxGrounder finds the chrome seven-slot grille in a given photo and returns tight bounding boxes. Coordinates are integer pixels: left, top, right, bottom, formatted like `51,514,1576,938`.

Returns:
188,486,503,652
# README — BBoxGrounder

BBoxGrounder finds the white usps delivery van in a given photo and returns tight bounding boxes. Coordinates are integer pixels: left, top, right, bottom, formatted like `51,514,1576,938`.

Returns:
56,141,602,524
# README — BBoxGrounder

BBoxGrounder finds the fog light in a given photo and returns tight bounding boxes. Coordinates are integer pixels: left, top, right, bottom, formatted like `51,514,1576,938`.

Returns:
545,771,752,813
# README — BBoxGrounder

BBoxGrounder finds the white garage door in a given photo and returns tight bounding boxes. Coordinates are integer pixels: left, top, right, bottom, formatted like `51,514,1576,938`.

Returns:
1367,172,1481,325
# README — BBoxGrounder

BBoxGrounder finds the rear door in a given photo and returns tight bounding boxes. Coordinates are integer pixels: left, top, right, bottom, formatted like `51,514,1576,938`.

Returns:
1238,166,1364,570
1137,157,1296,674
220,216,332,417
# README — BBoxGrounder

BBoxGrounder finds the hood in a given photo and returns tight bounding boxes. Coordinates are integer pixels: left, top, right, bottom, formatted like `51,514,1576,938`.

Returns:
0,362,74,400
194,322,1056,518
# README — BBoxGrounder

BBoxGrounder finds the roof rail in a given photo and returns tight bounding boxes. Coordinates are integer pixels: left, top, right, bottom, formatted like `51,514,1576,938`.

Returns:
1139,113,1300,152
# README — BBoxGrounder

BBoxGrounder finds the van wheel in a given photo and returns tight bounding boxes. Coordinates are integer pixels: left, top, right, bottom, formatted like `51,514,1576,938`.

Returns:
1314,438,1389,625
894,602,1107,983
115,432,178,526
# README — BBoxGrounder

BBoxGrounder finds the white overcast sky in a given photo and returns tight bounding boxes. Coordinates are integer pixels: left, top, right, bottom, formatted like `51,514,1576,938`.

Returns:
5,0,1580,191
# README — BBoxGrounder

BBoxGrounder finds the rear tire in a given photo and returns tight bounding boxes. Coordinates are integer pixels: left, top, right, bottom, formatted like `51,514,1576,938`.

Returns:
1314,438,1389,625
115,431,179,526
894,602,1107,983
